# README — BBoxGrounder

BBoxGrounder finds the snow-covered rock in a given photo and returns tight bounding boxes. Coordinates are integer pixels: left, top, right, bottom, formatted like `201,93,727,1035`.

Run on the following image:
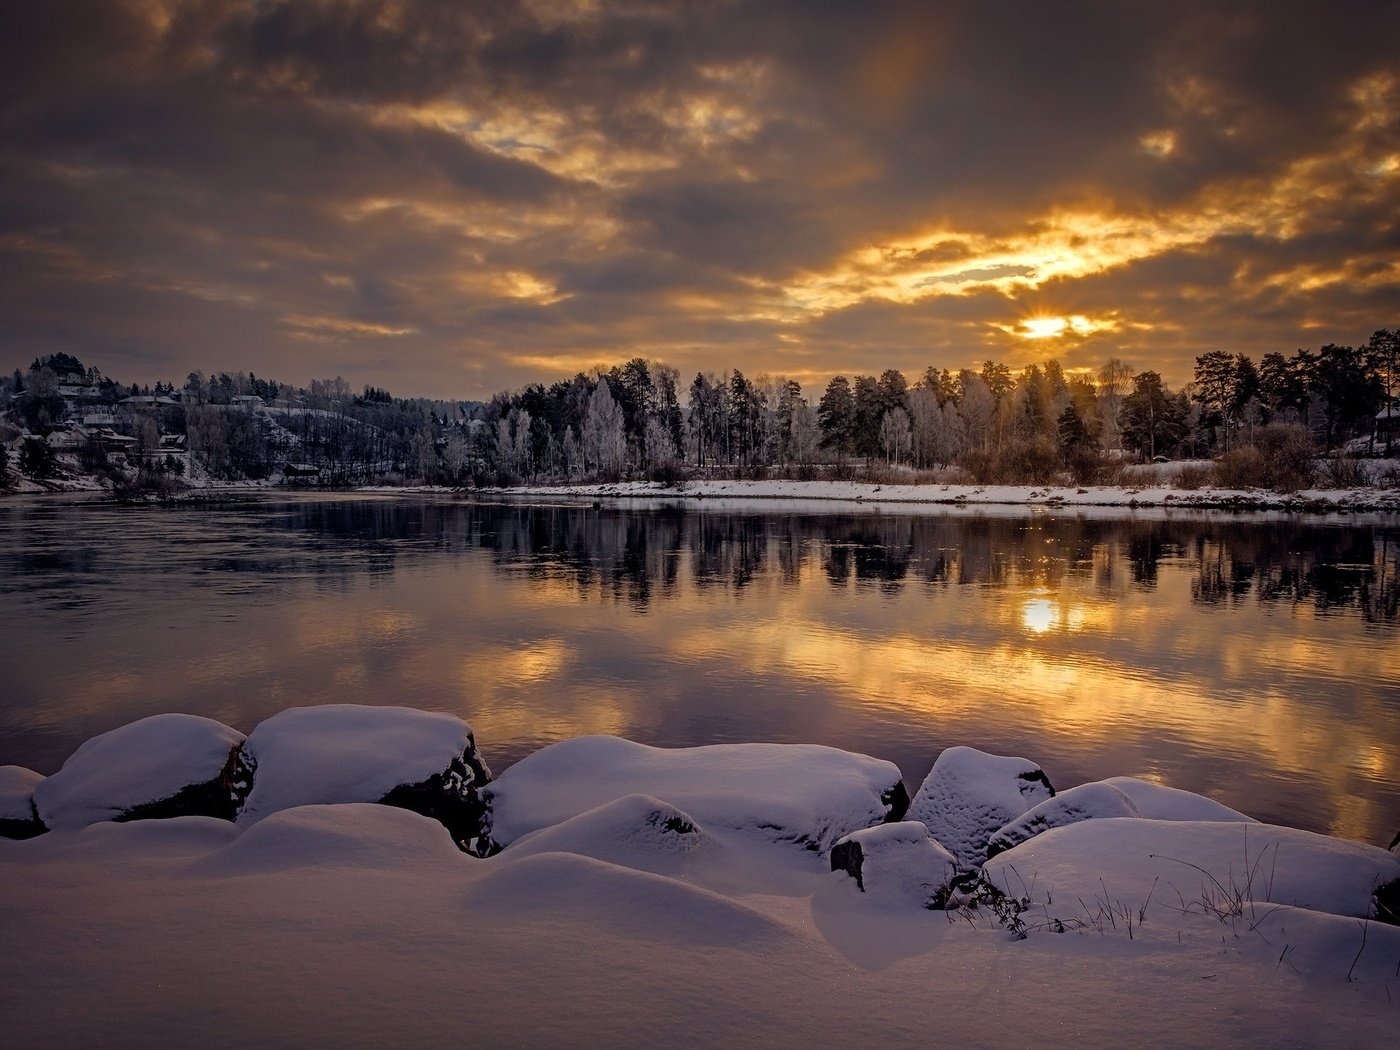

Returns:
829,821,960,909
1099,776,1256,822
984,818,1400,924
987,782,1141,858
0,766,46,839
481,735,907,855
236,705,492,850
907,746,1054,871
501,794,708,870
33,715,251,831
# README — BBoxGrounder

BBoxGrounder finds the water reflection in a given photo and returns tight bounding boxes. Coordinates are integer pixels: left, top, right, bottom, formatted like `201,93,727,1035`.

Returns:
1,494,1397,847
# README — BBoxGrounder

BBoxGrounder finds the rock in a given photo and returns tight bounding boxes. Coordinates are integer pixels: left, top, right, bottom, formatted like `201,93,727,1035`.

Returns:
500,794,708,872
33,715,251,831
0,766,47,840
481,735,907,856
987,782,1141,858
907,746,1055,872
236,705,492,851
984,818,1400,925
1099,776,1256,822
1388,829,1398,853
830,821,959,909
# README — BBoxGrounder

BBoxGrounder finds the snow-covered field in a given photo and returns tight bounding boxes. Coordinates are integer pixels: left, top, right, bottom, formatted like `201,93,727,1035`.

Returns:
4,710,1398,1048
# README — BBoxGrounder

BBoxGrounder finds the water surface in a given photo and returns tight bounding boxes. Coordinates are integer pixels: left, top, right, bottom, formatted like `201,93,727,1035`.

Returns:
2,493,1397,845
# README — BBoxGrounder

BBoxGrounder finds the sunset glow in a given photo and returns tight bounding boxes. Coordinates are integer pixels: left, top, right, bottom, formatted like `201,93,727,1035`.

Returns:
0,3,1395,395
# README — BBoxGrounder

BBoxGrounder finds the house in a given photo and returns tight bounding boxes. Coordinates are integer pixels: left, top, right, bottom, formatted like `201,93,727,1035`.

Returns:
231,394,265,412
1375,401,1400,444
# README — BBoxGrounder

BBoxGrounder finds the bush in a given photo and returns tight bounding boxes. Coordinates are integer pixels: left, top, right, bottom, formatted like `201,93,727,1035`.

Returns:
1214,425,1316,492
646,459,688,487
1174,463,1215,490
1319,454,1365,488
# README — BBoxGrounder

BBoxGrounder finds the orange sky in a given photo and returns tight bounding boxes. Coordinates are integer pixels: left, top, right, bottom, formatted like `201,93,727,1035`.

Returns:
1,1,1397,398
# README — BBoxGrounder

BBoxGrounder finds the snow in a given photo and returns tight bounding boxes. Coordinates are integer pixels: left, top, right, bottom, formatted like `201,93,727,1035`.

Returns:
984,818,1400,923
1101,776,1259,823
907,745,1054,871
237,705,478,826
483,735,904,854
32,714,245,831
492,476,1400,513
829,820,959,909
501,794,709,871
987,781,1141,857
2,803,1397,1048
0,766,44,824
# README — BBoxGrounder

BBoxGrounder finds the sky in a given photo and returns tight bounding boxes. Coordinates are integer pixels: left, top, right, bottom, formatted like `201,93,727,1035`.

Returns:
1,1,1397,400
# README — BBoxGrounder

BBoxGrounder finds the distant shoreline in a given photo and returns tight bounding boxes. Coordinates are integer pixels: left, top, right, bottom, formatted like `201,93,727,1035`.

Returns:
7,475,1400,514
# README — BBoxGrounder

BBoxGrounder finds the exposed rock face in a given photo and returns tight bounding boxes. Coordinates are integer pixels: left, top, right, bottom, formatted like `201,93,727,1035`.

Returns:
32,715,251,831
480,735,907,856
0,766,47,840
236,705,492,852
907,746,1055,872
829,821,960,909
987,782,1141,858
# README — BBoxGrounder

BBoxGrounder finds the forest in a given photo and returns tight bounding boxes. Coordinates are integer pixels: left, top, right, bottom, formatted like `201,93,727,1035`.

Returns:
2,329,1396,493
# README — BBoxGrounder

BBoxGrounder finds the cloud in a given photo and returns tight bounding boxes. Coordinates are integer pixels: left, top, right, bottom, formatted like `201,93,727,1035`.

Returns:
0,0,1397,395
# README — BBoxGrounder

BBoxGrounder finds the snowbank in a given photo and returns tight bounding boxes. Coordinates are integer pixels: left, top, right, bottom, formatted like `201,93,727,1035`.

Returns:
32,714,248,831
829,820,960,909
492,477,1400,513
984,818,1400,923
237,705,492,847
483,735,907,854
987,781,1141,857
3,804,1397,1049
1101,776,1258,822
908,745,1055,871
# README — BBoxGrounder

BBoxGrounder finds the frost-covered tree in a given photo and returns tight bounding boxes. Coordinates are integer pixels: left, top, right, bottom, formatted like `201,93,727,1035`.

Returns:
878,408,912,465
584,378,626,478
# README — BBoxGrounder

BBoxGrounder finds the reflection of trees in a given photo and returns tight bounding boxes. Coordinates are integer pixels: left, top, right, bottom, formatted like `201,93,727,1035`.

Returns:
185,498,1399,624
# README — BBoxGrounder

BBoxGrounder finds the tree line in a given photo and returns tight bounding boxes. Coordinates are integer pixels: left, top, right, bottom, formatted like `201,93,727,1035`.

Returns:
2,329,1396,491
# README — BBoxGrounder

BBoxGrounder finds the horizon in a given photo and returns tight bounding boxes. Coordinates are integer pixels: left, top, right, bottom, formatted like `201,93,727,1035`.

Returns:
2,2,1397,400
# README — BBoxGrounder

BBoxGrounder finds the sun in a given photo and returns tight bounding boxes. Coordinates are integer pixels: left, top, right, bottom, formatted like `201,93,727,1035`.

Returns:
1019,316,1069,339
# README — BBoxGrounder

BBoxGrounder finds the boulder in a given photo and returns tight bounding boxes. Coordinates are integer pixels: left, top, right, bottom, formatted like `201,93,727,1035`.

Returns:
987,782,1141,858
481,735,907,856
907,746,1054,871
1099,776,1255,822
236,705,492,851
33,715,251,831
0,766,47,839
500,794,708,872
829,821,960,909
984,818,1400,925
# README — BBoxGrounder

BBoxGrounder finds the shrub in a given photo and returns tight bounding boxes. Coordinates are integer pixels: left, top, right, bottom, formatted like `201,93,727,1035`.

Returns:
1319,454,1365,488
1174,463,1214,490
1215,426,1316,492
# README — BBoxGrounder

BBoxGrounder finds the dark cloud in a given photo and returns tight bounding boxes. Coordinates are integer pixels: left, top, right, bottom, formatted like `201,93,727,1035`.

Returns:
1,0,1397,395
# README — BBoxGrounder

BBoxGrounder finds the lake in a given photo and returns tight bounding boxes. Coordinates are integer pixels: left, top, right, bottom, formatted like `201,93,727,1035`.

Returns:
2,492,1397,846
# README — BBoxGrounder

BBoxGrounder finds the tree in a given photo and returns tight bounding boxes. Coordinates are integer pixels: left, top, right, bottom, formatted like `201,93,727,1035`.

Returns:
1096,358,1133,451
583,378,626,478
852,375,883,461
878,408,912,464
1299,343,1380,450
1192,351,1238,451
980,360,1014,403
1121,371,1184,460
817,376,856,460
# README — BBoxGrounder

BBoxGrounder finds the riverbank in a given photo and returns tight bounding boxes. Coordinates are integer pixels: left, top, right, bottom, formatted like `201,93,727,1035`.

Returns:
482,476,1400,513
4,708,1399,1048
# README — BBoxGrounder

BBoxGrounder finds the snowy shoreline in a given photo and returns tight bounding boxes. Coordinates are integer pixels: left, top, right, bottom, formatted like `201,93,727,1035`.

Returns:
4,706,1399,1047
482,476,1400,513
